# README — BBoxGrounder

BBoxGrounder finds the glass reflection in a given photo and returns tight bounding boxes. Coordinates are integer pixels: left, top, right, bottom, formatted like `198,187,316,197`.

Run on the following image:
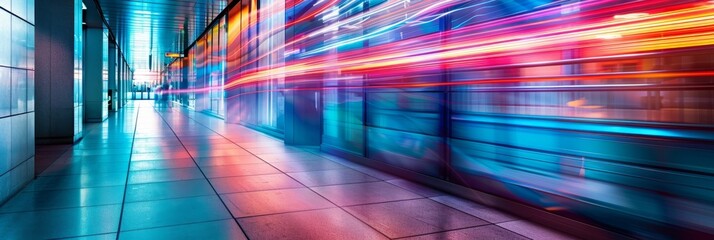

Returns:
163,0,714,237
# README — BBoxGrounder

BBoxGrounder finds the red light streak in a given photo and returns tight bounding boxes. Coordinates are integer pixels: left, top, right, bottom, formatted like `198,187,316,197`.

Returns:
168,0,714,98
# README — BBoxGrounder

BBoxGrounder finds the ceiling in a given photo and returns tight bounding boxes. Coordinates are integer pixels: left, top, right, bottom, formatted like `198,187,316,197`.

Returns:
95,0,228,77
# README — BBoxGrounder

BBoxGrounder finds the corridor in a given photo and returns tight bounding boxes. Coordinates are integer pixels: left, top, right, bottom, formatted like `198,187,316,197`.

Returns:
0,101,573,239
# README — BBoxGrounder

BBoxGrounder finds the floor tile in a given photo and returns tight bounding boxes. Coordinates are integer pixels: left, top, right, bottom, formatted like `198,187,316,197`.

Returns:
402,225,529,240
128,167,204,184
194,155,265,167
430,195,519,223
70,148,133,156
177,134,226,140
210,174,303,194
238,208,388,240
256,152,325,163
132,147,174,154
345,164,400,180
386,179,446,197
173,130,216,136
319,156,399,180
181,139,235,146
125,179,216,202
345,198,488,238
188,148,252,158
269,159,347,173
131,151,192,161
245,146,304,155
41,161,130,176
183,143,242,152
72,142,132,150
119,219,247,240
132,137,181,145
498,220,576,240
312,181,422,206
120,195,231,231
234,141,285,148
221,188,334,218
35,147,72,175
4,101,570,240
202,163,280,178
131,142,184,149
287,168,380,187
129,158,196,171
0,186,124,213
64,233,118,240
0,204,121,239
23,172,128,191
37,144,73,151
57,154,132,163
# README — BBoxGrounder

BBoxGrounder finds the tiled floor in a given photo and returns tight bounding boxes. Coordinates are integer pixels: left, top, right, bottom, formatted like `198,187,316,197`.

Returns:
0,101,577,239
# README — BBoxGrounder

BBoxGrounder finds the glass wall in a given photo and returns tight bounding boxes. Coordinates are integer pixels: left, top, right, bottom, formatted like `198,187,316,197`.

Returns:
166,0,714,237
254,0,285,131
315,0,367,155
0,0,36,204
209,19,227,116
171,15,228,116
102,30,109,119
223,0,285,132
187,48,196,109
73,0,83,139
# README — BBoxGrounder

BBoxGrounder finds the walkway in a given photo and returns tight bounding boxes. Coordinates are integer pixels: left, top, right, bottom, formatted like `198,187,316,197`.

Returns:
0,101,575,239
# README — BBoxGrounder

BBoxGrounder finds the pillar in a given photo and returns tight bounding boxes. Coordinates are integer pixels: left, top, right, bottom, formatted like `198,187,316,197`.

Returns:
108,43,116,112
82,0,108,122
36,0,84,143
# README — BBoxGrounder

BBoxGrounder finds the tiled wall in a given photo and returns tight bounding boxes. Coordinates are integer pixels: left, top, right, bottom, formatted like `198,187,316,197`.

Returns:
0,0,35,204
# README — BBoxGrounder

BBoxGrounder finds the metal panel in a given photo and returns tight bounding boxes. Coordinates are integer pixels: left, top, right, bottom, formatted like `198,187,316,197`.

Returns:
0,67,10,117
11,69,26,115
11,17,26,68
0,10,10,67
0,117,10,172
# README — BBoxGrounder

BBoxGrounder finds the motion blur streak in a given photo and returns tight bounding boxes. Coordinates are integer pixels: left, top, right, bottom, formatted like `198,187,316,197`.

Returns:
164,0,714,238
219,1,714,89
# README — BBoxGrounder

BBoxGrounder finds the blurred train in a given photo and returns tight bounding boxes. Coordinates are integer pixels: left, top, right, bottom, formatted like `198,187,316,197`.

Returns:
165,0,714,238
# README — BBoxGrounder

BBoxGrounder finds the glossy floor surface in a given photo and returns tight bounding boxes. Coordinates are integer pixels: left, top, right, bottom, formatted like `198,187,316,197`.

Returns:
0,101,576,239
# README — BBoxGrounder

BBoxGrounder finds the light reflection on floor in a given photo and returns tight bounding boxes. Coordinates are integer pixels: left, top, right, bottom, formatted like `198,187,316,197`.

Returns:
0,101,574,240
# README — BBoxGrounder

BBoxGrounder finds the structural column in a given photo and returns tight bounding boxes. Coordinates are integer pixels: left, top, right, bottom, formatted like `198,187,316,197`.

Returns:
36,0,84,143
118,55,124,107
82,28,108,122
108,42,117,112
82,0,108,122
